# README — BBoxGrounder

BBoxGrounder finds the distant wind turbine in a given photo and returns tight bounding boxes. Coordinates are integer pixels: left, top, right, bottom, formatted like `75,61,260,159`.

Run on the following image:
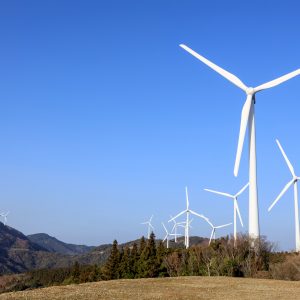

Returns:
203,217,232,245
180,43,300,240
162,222,181,248
204,183,248,244
268,139,300,252
169,187,207,248
0,211,9,226
141,215,154,239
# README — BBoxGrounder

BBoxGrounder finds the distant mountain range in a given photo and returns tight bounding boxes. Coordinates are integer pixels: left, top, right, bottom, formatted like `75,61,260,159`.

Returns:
27,233,95,255
0,222,209,275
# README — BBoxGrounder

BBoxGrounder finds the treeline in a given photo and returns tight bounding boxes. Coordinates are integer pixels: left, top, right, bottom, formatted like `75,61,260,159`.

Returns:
104,233,273,279
3,233,300,293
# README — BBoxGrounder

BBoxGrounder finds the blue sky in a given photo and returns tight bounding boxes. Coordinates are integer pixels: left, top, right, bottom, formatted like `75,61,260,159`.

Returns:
0,1,300,250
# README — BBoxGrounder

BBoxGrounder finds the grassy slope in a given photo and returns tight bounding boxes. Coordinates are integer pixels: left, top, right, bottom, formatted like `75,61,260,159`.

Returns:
0,277,300,300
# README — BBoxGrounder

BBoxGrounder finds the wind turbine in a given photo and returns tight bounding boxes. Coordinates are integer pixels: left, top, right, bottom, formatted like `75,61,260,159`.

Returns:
141,215,154,239
170,215,185,243
204,183,248,244
203,217,232,245
169,187,207,248
162,222,181,248
180,44,300,240
268,139,300,252
1,211,9,226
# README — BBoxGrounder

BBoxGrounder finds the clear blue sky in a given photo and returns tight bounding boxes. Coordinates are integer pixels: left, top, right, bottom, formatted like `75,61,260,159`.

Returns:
0,1,300,250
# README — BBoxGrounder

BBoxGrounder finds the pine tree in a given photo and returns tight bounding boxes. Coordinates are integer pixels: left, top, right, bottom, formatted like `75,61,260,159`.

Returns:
119,247,132,278
139,236,146,255
156,241,168,277
138,232,158,278
104,240,120,280
72,261,80,284
130,243,139,278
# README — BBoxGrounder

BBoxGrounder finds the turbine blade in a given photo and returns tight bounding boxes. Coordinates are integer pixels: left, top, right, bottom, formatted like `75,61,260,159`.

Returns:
235,183,249,197
180,44,248,91
268,179,294,211
185,186,189,209
276,139,295,177
235,199,244,227
254,69,300,92
215,222,232,229
189,210,207,221
162,222,168,234
150,215,153,222
204,188,233,198
169,210,186,222
163,235,167,242
171,223,176,233
234,95,253,177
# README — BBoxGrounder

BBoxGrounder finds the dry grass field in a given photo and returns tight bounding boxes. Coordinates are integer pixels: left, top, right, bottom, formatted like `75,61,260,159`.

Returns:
0,276,300,300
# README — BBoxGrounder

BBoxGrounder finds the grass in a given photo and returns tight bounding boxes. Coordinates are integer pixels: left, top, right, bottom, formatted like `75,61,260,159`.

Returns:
0,276,300,299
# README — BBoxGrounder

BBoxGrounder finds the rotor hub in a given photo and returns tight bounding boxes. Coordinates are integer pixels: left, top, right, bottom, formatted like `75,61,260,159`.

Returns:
246,87,255,95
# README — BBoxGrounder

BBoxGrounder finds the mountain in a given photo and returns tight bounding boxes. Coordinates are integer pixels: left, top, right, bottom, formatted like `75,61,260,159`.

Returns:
27,233,95,255
0,223,112,275
0,222,71,274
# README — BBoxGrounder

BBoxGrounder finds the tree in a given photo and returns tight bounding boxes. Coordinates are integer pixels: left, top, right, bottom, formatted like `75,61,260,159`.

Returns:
119,247,132,278
103,240,120,280
138,232,158,277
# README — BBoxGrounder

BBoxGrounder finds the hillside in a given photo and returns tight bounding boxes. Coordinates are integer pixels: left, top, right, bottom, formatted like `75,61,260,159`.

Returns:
27,233,94,255
1,277,300,300
0,224,106,275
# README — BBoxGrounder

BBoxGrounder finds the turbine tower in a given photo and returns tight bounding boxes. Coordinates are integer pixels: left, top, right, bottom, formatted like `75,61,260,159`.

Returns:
203,217,232,245
204,183,248,244
180,44,300,239
141,215,154,239
162,222,181,248
169,187,207,248
268,139,300,252
177,219,193,246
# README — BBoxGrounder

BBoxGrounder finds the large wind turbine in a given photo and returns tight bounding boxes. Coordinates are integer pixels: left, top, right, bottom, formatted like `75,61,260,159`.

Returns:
268,139,300,252
169,187,206,248
180,44,300,239
203,217,232,245
141,215,154,239
204,183,248,243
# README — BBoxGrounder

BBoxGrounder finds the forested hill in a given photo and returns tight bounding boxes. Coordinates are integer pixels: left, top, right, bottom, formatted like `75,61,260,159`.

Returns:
27,233,95,255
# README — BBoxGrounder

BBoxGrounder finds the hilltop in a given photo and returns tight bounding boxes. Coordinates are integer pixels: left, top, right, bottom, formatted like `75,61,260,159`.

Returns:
1,277,300,300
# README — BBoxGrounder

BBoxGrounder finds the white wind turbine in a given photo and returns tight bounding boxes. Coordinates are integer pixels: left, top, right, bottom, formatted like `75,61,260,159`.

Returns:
268,139,300,252
141,215,154,239
204,183,248,243
1,211,9,226
180,44,300,240
162,222,181,248
169,187,207,248
203,217,232,245
170,215,186,243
